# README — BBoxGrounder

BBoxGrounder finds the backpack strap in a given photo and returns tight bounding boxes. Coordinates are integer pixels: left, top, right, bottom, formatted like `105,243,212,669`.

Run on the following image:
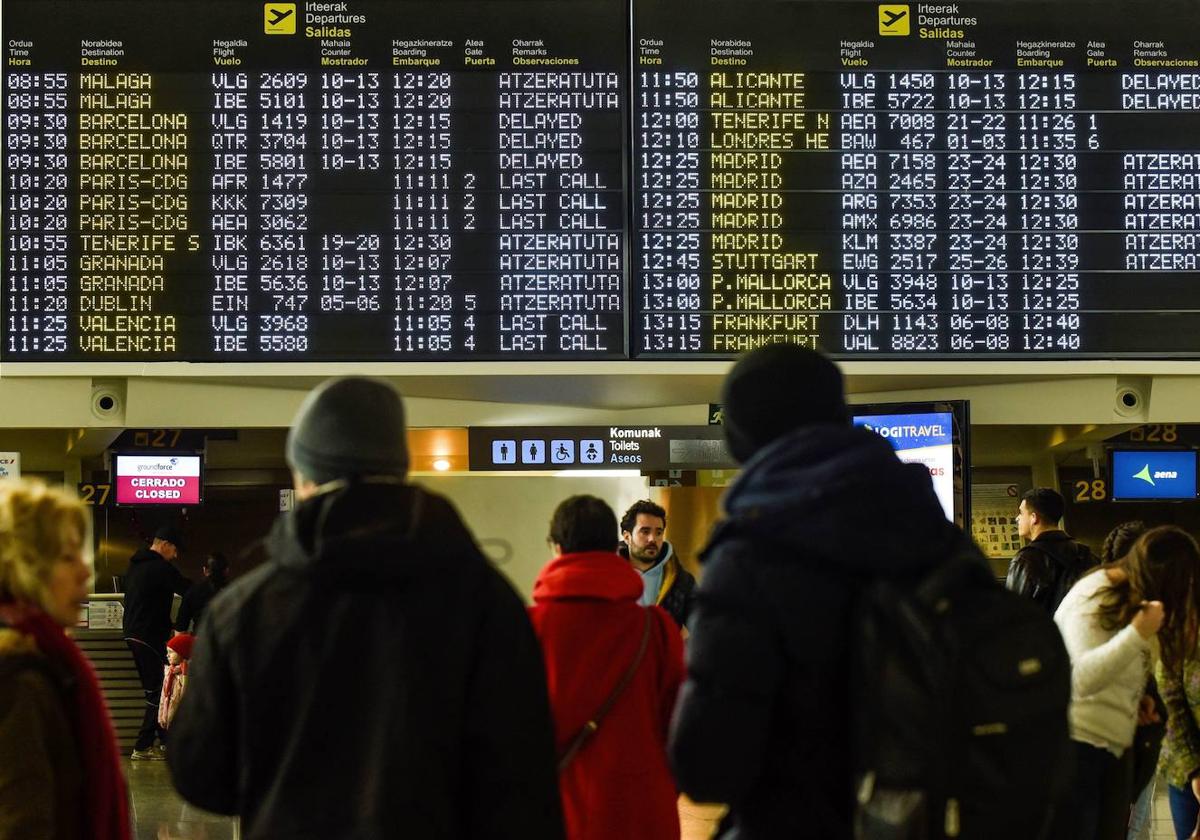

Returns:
557,609,652,772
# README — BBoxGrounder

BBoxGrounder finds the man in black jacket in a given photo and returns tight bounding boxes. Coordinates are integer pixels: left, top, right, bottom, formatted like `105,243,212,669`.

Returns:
123,524,190,759
668,346,966,839
168,377,564,840
1006,487,1094,615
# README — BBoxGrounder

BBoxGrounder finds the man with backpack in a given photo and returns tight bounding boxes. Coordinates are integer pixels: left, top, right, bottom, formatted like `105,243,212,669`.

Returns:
1007,487,1095,615
167,377,564,839
668,345,1071,839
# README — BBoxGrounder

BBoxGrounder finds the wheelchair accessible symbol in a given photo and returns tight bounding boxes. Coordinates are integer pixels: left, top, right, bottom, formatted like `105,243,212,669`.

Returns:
550,440,575,464
580,440,604,464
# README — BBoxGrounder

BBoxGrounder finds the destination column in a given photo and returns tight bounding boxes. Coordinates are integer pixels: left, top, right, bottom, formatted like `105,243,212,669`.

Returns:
77,58,192,355
708,68,833,353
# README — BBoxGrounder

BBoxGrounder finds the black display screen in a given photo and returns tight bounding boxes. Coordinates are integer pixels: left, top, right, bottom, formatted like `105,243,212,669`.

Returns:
3,0,627,360
7,1,1200,361
632,0,1200,357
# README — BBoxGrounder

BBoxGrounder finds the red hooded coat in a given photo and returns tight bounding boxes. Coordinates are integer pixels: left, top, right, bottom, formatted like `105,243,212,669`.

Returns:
529,551,685,840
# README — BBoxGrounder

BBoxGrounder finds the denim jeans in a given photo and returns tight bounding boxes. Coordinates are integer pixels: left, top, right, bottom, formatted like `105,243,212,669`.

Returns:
1169,784,1200,840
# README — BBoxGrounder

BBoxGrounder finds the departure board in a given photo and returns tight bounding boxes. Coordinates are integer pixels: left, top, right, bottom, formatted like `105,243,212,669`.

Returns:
632,0,1200,358
9,1,1200,362
3,0,626,360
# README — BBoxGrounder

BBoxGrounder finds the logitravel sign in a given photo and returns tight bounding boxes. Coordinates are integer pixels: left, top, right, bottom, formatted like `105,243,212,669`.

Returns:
113,454,202,505
468,426,735,472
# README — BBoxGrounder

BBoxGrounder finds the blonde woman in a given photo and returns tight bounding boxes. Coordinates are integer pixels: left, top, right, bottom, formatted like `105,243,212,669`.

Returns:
0,480,129,840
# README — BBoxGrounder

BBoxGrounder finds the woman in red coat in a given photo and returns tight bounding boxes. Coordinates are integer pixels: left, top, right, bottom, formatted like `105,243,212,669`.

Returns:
530,495,686,840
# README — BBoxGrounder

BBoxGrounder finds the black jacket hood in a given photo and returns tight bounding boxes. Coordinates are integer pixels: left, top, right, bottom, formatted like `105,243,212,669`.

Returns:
711,424,958,575
267,481,473,582
129,546,163,565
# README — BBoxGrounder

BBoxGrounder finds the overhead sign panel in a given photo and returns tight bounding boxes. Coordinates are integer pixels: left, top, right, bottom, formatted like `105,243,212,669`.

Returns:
468,426,734,471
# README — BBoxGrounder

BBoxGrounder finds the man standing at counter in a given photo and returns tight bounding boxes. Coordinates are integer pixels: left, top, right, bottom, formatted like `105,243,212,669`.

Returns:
1006,487,1094,616
123,524,190,760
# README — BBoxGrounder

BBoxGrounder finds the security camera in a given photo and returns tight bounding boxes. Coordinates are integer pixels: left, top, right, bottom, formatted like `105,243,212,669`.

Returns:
1114,386,1143,417
90,383,125,420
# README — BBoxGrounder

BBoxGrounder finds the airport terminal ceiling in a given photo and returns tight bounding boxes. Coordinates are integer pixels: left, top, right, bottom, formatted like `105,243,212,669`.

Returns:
7,0,1200,367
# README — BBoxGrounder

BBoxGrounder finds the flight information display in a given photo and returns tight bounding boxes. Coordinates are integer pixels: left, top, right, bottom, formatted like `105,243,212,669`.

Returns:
3,0,626,360
633,0,1200,357
8,0,1200,361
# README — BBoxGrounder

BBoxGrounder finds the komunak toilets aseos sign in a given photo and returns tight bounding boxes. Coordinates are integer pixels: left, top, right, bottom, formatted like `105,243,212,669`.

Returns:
114,454,201,505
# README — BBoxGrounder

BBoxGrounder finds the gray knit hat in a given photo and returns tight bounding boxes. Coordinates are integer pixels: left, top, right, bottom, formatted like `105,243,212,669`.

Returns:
285,377,409,484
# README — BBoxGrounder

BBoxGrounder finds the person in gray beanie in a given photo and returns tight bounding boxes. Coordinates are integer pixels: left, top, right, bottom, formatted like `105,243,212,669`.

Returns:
669,347,977,838
169,377,565,840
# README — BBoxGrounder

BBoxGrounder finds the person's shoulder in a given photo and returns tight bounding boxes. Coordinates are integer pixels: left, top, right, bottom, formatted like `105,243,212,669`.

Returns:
1058,567,1108,611
0,649,64,718
204,562,276,622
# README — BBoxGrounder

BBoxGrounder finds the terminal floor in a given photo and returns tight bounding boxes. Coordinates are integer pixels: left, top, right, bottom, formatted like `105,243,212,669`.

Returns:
125,759,237,839
123,757,1181,839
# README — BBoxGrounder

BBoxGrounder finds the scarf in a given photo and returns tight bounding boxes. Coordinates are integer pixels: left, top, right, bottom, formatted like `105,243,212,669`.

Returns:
0,600,130,840
159,661,188,730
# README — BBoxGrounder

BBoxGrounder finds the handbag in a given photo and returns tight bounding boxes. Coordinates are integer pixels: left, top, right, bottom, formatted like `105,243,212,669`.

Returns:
557,609,652,772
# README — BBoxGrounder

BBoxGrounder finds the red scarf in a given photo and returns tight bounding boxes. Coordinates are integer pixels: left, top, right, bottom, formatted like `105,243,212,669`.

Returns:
0,601,130,840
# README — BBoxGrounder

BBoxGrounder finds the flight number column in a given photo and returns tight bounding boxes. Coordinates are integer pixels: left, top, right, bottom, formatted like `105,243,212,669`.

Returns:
210,72,252,353
636,70,702,354
1015,73,1084,354
391,71,458,354
883,72,940,353
944,73,1009,354
4,71,69,354
838,72,883,352
257,72,310,355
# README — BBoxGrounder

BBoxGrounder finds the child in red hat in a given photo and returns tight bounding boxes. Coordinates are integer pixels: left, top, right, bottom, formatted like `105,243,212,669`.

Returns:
159,633,195,731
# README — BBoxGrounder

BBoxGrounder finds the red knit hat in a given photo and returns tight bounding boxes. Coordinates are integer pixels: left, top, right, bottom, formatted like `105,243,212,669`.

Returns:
166,633,196,660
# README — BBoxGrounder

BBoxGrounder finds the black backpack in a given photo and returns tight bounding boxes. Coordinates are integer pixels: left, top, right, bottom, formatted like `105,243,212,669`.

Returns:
852,540,1072,840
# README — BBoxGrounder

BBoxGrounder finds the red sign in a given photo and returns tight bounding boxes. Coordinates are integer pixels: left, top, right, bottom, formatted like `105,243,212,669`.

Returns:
114,454,202,505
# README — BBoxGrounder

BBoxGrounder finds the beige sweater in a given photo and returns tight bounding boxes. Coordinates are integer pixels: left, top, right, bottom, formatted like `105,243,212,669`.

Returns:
1053,569,1157,756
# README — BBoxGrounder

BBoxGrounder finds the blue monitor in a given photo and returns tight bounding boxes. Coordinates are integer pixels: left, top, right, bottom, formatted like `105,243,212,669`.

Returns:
1110,450,1198,501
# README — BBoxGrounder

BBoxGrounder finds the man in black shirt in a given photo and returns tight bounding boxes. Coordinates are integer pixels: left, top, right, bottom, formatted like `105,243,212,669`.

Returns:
1006,487,1094,615
123,524,190,759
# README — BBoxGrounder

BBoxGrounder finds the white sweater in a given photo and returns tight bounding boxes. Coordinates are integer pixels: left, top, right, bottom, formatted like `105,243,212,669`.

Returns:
1053,569,1157,756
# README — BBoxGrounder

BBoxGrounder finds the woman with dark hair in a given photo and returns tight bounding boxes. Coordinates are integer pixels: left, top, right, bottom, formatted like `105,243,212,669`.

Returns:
1054,525,1200,840
1097,521,1158,840
0,479,130,839
1156,526,1200,839
529,495,684,840
174,552,229,634
1102,521,1147,566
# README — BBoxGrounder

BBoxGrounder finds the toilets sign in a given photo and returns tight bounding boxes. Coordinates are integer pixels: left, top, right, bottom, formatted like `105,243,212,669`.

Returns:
469,426,733,471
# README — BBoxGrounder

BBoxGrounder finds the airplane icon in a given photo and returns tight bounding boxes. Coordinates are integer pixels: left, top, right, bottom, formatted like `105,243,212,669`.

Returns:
264,3,297,34
878,4,910,35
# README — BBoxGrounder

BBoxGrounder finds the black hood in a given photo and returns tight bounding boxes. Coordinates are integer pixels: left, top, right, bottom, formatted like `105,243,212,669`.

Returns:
129,546,164,565
710,424,958,575
266,481,478,582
